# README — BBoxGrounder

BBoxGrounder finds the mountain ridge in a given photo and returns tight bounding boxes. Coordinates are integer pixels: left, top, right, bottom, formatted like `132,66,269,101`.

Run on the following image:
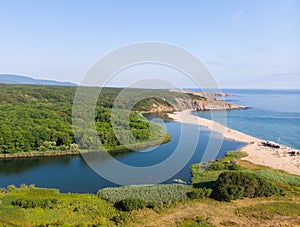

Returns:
0,74,77,86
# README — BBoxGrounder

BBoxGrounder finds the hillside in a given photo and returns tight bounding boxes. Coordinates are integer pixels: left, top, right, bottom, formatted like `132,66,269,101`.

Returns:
0,74,76,86
0,84,244,154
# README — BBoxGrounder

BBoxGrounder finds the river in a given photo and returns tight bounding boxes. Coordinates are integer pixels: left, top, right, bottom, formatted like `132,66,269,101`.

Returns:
0,115,245,193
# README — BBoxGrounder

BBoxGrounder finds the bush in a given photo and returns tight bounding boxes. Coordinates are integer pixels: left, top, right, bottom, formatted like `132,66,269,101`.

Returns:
70,143,79,151
20,183,27,189
206,162,242,171
7,184,16,192
12,198,58,209
187,188,212,199
207,162,225,171
114,198,146,211
59,145,69,151
215,171,281,201
227,164,242,171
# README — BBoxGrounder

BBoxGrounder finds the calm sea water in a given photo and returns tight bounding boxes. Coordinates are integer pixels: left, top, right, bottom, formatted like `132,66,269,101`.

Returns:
193,89,300,150
0,117,244,193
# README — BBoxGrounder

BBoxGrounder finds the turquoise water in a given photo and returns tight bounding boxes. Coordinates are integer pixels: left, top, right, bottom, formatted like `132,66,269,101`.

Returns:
193,89,300,150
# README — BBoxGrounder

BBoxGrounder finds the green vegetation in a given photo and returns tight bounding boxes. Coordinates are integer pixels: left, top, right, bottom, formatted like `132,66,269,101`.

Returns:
191,151,248,188
187,188,213,199
0,150,300,226
98,184,191,205
191,151,285,202
0,84,206,154
215,171,281,201
0,185,118,226
255,169,300,187
114,198,147,211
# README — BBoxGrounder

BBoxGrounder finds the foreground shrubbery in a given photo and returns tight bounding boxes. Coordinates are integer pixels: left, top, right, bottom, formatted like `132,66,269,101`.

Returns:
191,151,287,202
12,198,58,208
206,162,243,171
214,171,282,201
114,198,147,211
187,188,213,199
98,184,191,206
0,186,117,226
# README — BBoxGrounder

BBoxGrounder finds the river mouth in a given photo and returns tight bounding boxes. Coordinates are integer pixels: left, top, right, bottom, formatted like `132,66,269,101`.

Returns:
0,115,245,193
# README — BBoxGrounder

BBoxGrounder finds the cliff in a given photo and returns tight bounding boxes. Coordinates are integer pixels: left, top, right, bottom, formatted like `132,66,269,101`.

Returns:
147,90,245,113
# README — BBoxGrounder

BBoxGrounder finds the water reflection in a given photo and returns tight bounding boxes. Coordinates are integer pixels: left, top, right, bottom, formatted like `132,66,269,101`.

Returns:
0,119,245,193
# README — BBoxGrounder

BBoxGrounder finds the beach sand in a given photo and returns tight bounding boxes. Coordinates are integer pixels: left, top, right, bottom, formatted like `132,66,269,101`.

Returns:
168,109,300,176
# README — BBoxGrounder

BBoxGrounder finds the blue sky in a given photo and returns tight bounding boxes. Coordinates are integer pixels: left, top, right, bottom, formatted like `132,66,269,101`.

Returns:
0,0,299,88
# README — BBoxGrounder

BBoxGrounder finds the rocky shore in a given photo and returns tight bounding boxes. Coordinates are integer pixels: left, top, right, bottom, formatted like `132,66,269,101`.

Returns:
147,90,246,113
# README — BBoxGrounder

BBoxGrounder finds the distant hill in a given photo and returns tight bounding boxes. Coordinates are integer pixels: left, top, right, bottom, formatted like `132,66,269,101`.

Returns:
0,74,77,86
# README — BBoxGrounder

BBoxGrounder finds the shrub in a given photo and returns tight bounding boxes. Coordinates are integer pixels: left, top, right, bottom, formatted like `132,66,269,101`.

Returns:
7,184,16,192
12,198,58,209
187,188,212,199
38,145,47,151
70,143,79,151
20,183,28,189
206,162,242,172
111,213,129,225
114,198,146,211
215,171,280,201
59,145,69,151
227,164,242,171
207,162,225,171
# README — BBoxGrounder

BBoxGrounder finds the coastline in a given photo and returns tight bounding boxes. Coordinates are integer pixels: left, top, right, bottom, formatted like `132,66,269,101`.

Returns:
168,109,300,176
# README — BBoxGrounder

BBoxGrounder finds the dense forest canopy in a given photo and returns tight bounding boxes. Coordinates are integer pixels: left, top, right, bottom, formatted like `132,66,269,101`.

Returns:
0,84,201,154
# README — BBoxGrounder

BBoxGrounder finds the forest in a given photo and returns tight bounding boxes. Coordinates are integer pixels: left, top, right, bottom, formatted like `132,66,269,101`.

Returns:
0,84,197,154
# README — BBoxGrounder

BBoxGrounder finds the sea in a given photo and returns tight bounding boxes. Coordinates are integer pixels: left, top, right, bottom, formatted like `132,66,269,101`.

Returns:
192,89,300,150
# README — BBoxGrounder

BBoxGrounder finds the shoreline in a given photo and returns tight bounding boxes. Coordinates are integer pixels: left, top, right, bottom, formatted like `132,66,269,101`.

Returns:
168,109,300,176
0,135,171,160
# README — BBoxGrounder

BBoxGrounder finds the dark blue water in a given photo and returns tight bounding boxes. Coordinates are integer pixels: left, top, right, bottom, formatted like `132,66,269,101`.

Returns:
193,89,300,150
0,119,244,193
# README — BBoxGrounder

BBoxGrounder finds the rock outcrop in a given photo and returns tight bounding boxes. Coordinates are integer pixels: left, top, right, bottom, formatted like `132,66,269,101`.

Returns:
147,90,245,113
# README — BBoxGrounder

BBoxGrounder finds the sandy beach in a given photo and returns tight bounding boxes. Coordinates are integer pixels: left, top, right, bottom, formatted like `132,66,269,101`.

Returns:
168,109,300,176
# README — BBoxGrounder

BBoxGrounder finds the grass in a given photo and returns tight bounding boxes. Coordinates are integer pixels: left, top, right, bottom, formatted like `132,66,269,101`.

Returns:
0,186,118,226
191,164,223,188
98,184,191,205
235,201,300,220
191,151,247,188
255,169,300,187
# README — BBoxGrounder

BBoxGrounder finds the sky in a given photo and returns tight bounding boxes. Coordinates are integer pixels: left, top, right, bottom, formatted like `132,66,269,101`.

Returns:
0,0,299,89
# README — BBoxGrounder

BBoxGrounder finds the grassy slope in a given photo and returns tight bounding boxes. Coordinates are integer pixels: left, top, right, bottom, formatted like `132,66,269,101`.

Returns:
0,187,118,226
